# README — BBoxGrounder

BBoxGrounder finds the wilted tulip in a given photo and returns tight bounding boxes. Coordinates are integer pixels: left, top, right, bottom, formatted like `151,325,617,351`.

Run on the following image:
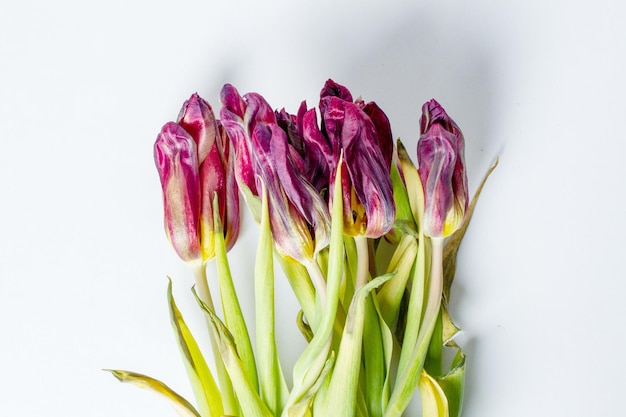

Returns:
316,79,395,238
220,86,331,262
155,93,240,263
417,99,468,237
277,103,331,198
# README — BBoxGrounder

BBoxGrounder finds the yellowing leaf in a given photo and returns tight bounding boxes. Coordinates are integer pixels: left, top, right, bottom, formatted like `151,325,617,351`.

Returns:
105,369,201,417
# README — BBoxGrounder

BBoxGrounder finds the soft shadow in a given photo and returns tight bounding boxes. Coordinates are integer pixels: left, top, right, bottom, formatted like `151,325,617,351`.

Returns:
330,9,504,191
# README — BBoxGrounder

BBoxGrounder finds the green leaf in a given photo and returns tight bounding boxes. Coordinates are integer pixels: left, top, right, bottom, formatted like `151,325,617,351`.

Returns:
390,154,414,227
239,182,262,223
167,279,223,417
105,369,201,417
212,196,259,394
376,294,396,414
282,155,346,416
193,290,274,417
437,350,466,417
396,140,425,227
315,273,393,417
256,180,288,415
361,293,386,417
424,308,443,378
418,370,449,417
287,353,335,417
377,233,418,327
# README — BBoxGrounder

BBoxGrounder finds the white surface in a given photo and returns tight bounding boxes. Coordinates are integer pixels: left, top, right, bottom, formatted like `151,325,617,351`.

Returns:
1,0,625,416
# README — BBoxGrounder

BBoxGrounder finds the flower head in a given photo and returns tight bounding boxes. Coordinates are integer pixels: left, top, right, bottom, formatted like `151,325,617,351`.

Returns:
155,93,240,262
417,99,468,237
220,86,331,262
316,79,395,238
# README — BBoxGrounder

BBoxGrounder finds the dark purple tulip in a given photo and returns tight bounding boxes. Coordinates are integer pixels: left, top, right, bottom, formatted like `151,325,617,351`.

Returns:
318,80,395,238
220,86,331,261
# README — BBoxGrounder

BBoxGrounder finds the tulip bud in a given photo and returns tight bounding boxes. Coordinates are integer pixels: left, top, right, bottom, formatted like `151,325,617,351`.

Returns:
181,94,240,260
154,122,202,262
319,80,395,238
417,99,468,237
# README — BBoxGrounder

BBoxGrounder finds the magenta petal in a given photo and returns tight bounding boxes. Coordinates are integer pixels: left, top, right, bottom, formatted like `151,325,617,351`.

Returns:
177,93,219,165
320,95,395,238
296,108,332,195
220,85,259,196
251,124,316,260
320,79,353,102
221,124,241,252
361,101,393,171
339,102,395,237
154,122,201,262
198,122,240,259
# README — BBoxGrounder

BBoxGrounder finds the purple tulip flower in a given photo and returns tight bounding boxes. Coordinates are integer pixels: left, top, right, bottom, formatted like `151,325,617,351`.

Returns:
417,99,468,237
314,79,395,238
154,93,240,262
220,85,331,262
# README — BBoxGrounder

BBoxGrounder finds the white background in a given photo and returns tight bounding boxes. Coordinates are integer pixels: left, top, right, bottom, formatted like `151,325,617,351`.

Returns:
1,0,625,416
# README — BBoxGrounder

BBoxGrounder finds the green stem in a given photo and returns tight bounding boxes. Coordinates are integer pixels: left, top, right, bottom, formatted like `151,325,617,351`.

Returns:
304,258,327,308
192,263,238,416
354,236,370,291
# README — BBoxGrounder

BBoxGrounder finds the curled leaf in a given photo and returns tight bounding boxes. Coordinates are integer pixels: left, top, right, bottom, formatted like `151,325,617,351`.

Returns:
105,369,201,417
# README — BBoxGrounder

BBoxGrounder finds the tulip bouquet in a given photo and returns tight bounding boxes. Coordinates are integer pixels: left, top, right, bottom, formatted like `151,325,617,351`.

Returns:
108,79,496,417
